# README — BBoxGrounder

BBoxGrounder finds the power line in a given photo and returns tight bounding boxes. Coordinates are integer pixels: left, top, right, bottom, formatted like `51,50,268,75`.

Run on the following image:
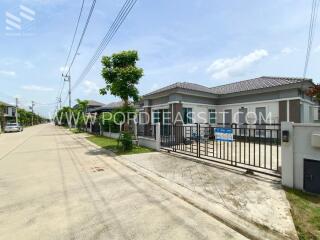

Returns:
61,0,137,106
62,0,85,74
66,0,97,75
57,0,85,102
303,0,319,77
60,0,98,109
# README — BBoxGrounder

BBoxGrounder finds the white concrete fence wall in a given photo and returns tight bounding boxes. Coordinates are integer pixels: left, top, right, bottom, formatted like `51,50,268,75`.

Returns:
99,122,161,151
137,123,161,151
281,122,320,191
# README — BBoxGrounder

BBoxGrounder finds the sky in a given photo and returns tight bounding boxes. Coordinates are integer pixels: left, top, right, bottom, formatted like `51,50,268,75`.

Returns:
0,0,319,118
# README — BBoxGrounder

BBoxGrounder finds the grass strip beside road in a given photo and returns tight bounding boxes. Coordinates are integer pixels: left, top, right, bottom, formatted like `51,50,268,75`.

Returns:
285,188,320,240
87,135,154,155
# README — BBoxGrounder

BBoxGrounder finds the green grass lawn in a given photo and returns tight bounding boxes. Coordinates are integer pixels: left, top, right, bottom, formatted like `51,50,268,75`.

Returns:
69,128,83,134
285,188,320,239
86,135,154,155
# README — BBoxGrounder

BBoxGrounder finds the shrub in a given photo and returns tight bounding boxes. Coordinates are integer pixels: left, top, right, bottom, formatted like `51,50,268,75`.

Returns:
120,132,133,151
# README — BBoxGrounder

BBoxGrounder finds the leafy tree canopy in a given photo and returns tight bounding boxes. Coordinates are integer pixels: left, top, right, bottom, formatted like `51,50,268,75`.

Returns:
100,50,143,105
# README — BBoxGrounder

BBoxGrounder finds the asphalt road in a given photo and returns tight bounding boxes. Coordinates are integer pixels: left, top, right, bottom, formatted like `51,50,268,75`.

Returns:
0,124,248,240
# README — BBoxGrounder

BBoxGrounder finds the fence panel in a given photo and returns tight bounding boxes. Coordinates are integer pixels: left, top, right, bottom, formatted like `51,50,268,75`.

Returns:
160,124,281,177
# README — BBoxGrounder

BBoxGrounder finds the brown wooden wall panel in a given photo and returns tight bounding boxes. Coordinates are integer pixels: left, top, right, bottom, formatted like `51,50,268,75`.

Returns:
279,101,287,122
289,99,301,123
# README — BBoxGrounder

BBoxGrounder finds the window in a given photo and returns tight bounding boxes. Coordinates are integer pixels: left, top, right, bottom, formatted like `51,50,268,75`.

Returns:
238,107,247,125
153,110,160,124
224,109,232,125
183,108,193,124
163,109,170,125
208,109,216,124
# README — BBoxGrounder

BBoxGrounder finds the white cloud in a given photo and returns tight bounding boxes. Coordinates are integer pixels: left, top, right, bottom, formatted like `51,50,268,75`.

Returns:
188,65,199,73
207,49,269,80
0,70,16,76
21,85,54,91
59,66,69,73
24,61,35,69
315,45,320,53
83,80,99,94
281,47,297,55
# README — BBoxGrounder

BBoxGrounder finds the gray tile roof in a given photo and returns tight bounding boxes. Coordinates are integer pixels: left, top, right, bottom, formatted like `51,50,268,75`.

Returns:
144,82,213,97
86,100,105,107
210,76,312,94
143,76,312,97
88,101,129,113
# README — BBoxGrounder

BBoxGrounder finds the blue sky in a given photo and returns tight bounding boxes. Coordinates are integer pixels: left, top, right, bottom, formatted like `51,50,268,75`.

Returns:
0,0,319,117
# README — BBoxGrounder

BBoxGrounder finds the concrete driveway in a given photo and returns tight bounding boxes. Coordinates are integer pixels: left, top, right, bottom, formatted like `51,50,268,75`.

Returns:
0,124,248,240
120,152,297,240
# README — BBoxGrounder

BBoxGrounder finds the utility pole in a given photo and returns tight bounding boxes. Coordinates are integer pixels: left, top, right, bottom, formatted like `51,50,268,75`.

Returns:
57,97,62,110
15,97,18,124
62,73,71,108
31,101,35,126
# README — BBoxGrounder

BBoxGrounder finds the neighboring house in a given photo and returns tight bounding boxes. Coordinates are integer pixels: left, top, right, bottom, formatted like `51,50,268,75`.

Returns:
0,101,16,121
140,76,319,126
73,100,105,113
87,101,125,114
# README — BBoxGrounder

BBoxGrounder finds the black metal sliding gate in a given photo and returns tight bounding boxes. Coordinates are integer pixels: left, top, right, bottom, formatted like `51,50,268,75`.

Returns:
160,124,281,177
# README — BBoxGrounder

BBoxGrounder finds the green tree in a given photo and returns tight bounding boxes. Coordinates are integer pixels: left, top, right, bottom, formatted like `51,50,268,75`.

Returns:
100,50,143,131
55,107,73,127
74,99,89,130
100,50,143,107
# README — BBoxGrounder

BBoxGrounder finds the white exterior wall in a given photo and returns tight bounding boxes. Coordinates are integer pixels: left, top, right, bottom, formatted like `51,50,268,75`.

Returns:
147,98,317,125
182,103,210,124
182,101,279,125
4,106,15,117
217,101,279,124
282,122,320,190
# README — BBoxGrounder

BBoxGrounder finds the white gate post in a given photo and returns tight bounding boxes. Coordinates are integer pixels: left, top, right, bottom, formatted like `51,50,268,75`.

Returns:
156,122,161,151
281,122,294,188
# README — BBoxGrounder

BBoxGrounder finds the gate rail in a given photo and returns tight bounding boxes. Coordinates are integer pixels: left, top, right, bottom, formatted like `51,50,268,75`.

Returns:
160,124,281,177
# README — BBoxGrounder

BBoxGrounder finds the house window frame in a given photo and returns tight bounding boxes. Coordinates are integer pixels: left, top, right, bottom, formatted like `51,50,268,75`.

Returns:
152,110,160,124
183,107,193,124
224,109,232,125
208,109,216,124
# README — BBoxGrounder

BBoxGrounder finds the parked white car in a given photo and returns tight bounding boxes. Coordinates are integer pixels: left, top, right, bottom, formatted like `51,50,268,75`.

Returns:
4,123,23,133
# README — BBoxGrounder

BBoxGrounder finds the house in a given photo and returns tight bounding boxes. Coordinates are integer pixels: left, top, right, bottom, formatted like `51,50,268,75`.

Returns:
140,76,319,126
87,101,125,114
0,101,16,122
73,100,105,113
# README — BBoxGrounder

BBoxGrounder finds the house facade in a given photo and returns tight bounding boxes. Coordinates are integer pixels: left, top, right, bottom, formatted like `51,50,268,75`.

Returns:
0,101,16,121
140,77,319,127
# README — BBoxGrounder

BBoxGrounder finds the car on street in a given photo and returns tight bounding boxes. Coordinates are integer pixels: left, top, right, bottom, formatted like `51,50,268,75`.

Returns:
4,123,23,133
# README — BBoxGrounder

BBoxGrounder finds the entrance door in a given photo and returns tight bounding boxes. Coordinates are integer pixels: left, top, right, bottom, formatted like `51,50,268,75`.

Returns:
304,159,320,194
